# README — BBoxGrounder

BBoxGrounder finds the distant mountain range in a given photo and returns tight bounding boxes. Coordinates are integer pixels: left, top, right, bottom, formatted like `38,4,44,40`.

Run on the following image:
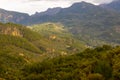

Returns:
33,7,62,16
0,1,119,24
0,1,120,45
0,8,29,24
0,1,120,25
28,1,120,45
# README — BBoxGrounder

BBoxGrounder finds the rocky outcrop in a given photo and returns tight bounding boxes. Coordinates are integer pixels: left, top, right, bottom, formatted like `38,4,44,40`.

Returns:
1,27,23,37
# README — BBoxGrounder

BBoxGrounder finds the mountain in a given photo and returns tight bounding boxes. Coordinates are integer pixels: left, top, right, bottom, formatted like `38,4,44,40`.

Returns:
28,1,120,46
32,7,62,17
100,0,120,12
0,1,120,46
0,8,29,24
0,1,120,79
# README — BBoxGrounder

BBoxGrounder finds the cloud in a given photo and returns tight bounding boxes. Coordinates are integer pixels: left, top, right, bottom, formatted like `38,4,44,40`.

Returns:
0,0,114,15
93,0,113,4
24,0,113,4
27,0,114,3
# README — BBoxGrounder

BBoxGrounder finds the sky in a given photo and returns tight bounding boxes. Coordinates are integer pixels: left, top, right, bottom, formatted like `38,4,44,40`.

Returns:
0,0,114,15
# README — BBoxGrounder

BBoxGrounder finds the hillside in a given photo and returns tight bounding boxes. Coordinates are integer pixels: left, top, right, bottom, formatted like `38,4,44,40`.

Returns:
30,23,85,55
0,2,120,46
0,9,29,24
22,45,120,80
28,2,120,46
0,23,43,79
0,23,86,79
0,1,120,80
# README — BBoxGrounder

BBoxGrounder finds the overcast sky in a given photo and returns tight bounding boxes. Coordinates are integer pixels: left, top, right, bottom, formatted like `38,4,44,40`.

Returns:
0,0,114,15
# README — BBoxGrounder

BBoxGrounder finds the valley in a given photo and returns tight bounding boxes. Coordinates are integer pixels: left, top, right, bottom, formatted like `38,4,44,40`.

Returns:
0,0,120,80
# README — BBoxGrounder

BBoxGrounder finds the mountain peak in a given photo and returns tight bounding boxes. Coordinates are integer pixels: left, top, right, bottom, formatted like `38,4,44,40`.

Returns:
71,1,94,7
33,7,62,17
68,1,96,10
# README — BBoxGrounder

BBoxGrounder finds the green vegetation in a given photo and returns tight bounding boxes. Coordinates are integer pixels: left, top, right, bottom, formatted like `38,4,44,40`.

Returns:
0,22,86,79
30,23,86,55
28,2,120,46
0,2,120,47
0,23,43,79
21,45,120,80
0,1,120,80
0,23,120,80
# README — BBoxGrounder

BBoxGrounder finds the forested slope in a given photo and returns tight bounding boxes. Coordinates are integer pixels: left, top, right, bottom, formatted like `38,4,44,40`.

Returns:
0,23,85,79
22,45,120,80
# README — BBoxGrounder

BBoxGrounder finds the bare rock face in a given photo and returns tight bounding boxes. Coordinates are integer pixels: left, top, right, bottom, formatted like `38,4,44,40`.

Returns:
1,27,23,37
49,35,57,40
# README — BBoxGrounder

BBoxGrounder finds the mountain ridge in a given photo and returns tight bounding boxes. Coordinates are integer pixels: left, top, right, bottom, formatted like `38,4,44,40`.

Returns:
33,7,62,17
0,1,120,46
28,1,120,45
100,0,120,12
0,8,29,24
